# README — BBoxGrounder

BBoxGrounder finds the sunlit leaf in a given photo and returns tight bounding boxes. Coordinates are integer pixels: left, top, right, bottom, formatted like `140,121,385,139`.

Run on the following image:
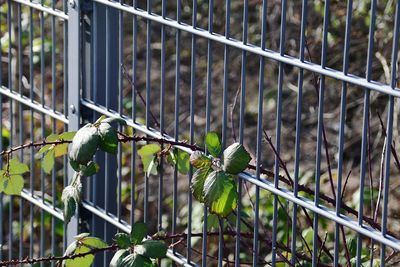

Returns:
69,124,100,166
62,185,79,224
54,143,69,157
37,144,52,156
8,159,29,175
102,117,127,126
203,171,237,217
136,240,167,259
0,173,24,195
191,167,212,202
205,132,221,157
118,254,153,267
46,133,59,142
138,144,161,175
222,143,251,174
110,249,130,267
189,151,212,169
42,149,55,174
59,131,77,141
176,150,190,175
98,122,118,154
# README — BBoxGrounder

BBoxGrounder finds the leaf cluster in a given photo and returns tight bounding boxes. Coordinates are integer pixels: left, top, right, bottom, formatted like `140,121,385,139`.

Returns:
110,223,167,267
190,132,251,217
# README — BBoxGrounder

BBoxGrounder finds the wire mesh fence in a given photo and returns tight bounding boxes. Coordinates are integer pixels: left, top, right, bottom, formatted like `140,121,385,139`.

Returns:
0,0,400,266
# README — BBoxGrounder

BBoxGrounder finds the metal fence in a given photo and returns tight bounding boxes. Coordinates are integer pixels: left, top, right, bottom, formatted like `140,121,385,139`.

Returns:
1,0,400,266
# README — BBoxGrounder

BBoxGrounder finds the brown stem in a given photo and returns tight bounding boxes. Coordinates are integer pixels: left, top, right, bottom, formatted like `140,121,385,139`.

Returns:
0,245,118,266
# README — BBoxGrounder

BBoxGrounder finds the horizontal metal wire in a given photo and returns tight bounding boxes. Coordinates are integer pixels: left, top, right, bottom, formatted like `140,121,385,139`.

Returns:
92,0,400,97
10,0,68,20
20,189,64,221
81,201,198,267
0,86,69,124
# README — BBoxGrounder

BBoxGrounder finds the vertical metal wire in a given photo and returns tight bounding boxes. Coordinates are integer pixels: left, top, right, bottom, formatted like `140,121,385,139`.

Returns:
7,1,13,260
203,0,214,265
117,0,124,222
380,2,400,266
187,0,197,263
172,0,181,260
291,1,307,265
253,1,267,266
130,0,138,226
29,0,35,256
221,0,230,150
235,1,248,265
104,4,110,265
63,0,69,251
336,1,353,266
51,1,57,264
39,0,46,264
91,0,99,237
312,1,330,266
364,1,377,265
17,3,24,264
271,0,287,264
158,0,166,236
144,0,152,225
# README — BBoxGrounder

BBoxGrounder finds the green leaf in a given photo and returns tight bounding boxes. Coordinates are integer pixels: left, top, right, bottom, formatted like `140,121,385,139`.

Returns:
130,222,148,245
54,143,69,157
102,117,127,126
205,132,222,157
62,185,80,224
46,133,59,142
42,149,55,174
0,174,24,195
136,240,167,259
80,161,99,177
69,124,100,166
98,122,118,154
189,151,212,169
37,144,52,156
118,254,153,267
59,131,77,141
203,171,237,217
8,159,29,175
191,167,212,202
222,143,251,174
80,236,108,249
64,235,108,266
114,233,131,249
138,144,161,157
138,144,161,175
110,249,130,267
94,115,107,125
176,150,190,175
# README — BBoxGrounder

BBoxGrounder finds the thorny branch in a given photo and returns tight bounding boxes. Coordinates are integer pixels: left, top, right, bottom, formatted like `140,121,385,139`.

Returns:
0,129,395,239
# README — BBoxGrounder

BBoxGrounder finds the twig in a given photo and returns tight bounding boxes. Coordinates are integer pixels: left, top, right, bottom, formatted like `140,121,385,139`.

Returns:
230,87,241,142
263,130,334,262
305,38,351,266
377,112,400,172
0,245,118,266
317,232,328,265
121,64,162,131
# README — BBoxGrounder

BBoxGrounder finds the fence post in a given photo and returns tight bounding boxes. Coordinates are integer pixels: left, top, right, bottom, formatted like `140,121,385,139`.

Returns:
67,0,81,245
